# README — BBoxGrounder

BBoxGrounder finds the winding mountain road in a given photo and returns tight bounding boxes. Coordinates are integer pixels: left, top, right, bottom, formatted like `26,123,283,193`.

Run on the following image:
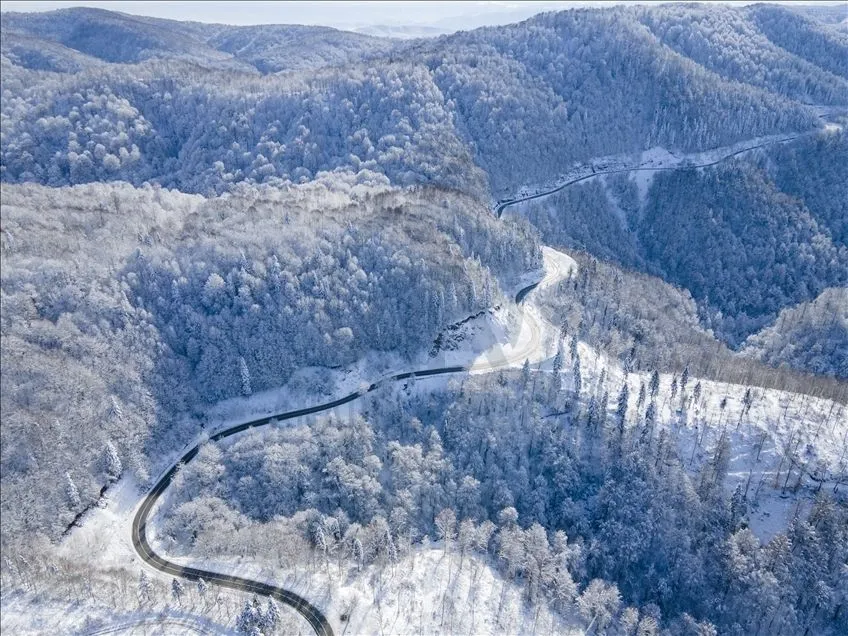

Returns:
131,265,564,636
495,133,804,217
131,128,817,634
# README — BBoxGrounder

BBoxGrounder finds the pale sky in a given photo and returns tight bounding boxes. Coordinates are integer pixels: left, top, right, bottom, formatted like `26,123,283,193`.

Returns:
1,1,844,31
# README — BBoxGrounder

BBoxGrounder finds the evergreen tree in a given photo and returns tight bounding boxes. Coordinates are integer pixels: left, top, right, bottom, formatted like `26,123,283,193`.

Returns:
649,370,660,399
64,472,81,510
105,440,122,481
138,571,153,604
171,578,184,605
616,382,630,443
521,359,531,387
239,356,252,396
553,344,564,376
599,390,610,427
586,395,598,428
572,354,582,397
236,597,262,634
645,400,657,432
730,484,747,529
261,598,281,634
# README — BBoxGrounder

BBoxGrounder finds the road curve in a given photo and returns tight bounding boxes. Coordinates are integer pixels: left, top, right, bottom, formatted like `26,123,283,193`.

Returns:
131,282,544,636
495,133,803,217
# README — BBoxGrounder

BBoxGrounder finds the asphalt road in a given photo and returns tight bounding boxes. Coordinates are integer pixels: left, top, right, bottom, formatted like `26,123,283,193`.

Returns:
131,281,543,636
494,133,803,217
130,128,814,633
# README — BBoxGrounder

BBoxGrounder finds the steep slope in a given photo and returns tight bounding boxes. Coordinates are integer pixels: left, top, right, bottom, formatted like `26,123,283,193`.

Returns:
637,4,848,105
748,4,848,80
1,5,834,198
0,177,539,543
768,128,848,248
510,131,848,351
639,157,846,346
742,288,848,380
421,7,822,195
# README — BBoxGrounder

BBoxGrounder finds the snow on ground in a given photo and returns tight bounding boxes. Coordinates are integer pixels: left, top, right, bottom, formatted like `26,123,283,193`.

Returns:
495,131,810,211
0,593,228,636
143,537,583,636
31,248,569,635
50,244,845,634
185,259,549,442
527,250,847,543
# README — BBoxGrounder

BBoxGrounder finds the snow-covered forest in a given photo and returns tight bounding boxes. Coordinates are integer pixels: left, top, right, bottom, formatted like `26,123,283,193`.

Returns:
1,177,539,543
154,367,846,635
1,3,846,635
511,130,848,362
3,5,842,197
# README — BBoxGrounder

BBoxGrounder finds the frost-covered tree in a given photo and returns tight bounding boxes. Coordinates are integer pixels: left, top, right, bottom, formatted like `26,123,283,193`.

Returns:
138,571,153,604
171,578,184,605
616,383,630,431
104,440,122,481
260,598,281,634
236,597,262,634
572,355,582,398
64,472,81,510
239,357,252,397
578,579,622,632
649,370,660,400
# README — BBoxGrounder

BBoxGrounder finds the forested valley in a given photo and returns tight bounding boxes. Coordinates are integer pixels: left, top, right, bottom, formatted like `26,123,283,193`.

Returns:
511,129,848,372
1,176,539,543
1,3,846,635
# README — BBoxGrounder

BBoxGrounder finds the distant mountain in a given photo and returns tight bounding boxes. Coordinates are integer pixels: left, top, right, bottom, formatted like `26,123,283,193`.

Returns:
4,4,843,199
790,4,848,27
1,6,392,73
1,7,236,66
742,287,848,379
206,24,392,73
352,24,446,39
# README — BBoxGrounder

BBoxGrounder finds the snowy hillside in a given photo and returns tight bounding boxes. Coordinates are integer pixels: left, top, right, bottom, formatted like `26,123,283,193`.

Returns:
1,4,846,636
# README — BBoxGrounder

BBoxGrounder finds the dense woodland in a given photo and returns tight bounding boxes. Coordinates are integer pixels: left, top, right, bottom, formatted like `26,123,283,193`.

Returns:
159,369,847,635
0,177,539,543
742,287,848,380
536,254,848,397
2,4,841,197
1,4,847,634
512,130,848,364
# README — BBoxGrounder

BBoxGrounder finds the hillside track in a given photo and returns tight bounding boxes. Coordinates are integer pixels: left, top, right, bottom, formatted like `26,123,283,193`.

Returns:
495,132,809,217
131,280,547,636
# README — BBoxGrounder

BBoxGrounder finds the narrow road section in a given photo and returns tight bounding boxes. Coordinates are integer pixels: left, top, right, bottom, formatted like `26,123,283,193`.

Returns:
131,280,547,636
495,133,806,217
